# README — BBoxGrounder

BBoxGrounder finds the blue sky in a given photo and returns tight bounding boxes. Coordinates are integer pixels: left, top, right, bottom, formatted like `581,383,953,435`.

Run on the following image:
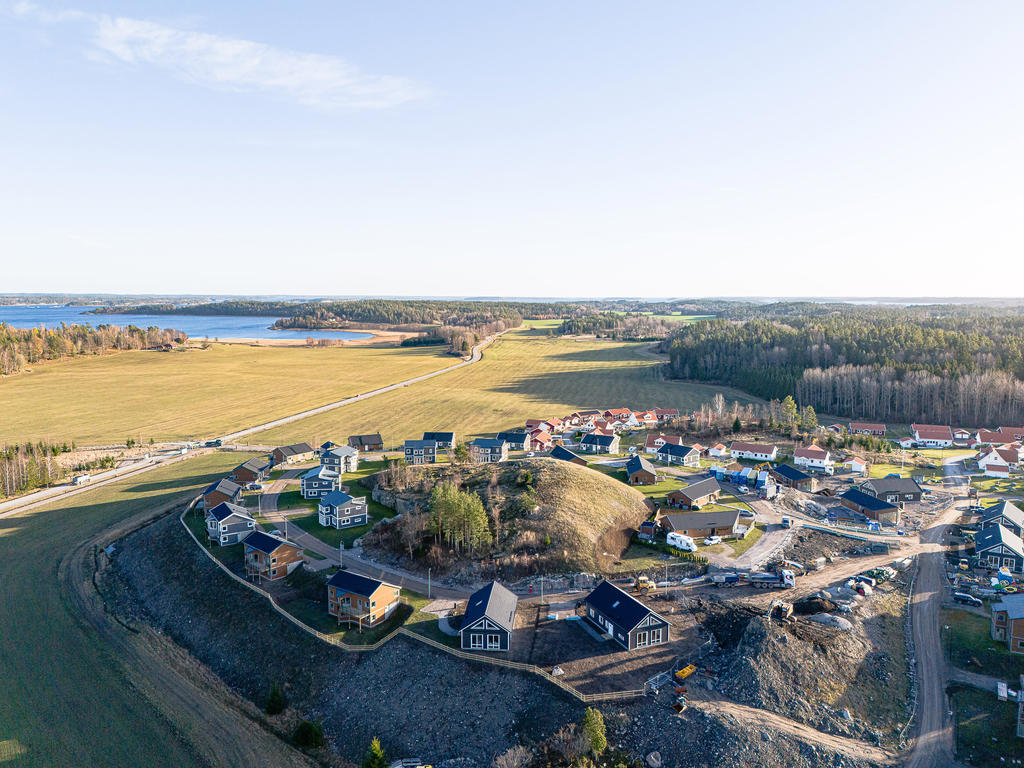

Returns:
2,2,1023,297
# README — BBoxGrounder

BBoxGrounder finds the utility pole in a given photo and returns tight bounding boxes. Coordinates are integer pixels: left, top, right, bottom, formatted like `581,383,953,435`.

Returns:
428,567,431,599
339,541,343,570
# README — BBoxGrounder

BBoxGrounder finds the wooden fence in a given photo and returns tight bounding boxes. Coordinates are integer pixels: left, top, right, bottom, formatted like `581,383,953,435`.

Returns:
178,503,645,703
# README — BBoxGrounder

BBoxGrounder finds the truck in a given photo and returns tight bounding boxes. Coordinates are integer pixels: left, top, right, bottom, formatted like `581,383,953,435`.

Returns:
711,569,797,590
781,516,793,529
71,473,92,486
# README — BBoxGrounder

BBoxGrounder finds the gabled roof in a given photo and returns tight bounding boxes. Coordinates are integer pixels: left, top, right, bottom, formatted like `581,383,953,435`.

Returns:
469,438,505,449
238,457,270,473
302,465,339,481
849,422,885,431
404,439,438,449
654,408,680,417
206,501,253,523
324,445,359,459
550,445,584,463
349,433,383,445
657,443,698,459
274,442,314,457
841,488,898,513
461,581,518,633
580,433,616,447
604,408,632,417
320,441,337,450
243,530,296,555
585,580,663,632
327,569,395,598
662,509,740,531
204,477,241,498
975,429,1003,444
531,431,553,444
423,431,455,442
730,441,776,454
321,489,356,507
645,433,684,449
982,501,1024,530
993,593,1024,620
974,524,1024,558
496,431,528,443
999,427,1024,437
674,477,721,500
862,477,921,495
911,424,953,440
771,463,812,483
794,444,828,459
625,455,657,476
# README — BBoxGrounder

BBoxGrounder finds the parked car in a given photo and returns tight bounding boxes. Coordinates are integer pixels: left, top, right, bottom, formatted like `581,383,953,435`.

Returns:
246,482,263,491
703,536,722,545
781,517,793,529
738,485,749,494
953,592,983,607
526,452,535,457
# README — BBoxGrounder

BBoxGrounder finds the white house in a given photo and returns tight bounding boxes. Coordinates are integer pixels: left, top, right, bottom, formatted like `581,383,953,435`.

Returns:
729,442,778,462
793,444,834,474
843,456,868,475
708,443,729,458
911,424,954,448
978,446,1016,478
645,433,684,455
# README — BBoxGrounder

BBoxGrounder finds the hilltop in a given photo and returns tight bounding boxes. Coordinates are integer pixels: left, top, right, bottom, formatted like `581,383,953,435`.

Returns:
364,457,652,578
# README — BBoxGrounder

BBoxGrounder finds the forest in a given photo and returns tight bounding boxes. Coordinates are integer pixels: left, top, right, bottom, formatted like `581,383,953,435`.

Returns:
557,312,678,340
664,305,1024,425
0,323,187,376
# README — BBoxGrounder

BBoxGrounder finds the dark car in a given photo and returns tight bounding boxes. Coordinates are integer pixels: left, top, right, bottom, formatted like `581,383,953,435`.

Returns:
953,592,983,607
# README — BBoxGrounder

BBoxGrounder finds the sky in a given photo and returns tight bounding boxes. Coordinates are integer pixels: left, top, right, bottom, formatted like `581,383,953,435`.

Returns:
2,1,1023,298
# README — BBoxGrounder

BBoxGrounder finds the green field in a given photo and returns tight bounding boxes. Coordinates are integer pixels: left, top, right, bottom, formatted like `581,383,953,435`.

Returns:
942,608,1024,681
256,327,763,446
0,342,454,444
0,451,251,767
292,499,397,549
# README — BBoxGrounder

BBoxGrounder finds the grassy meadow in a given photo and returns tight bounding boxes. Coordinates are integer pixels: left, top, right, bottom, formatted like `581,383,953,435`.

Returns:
254,326,763,447
0,342,454,444
0,450,251,768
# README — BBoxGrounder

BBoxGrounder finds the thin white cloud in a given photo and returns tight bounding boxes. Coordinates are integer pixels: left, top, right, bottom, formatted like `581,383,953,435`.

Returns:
10,1,428,109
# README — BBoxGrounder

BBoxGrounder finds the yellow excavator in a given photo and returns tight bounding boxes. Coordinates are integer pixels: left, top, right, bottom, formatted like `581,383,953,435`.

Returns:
632,575,656,596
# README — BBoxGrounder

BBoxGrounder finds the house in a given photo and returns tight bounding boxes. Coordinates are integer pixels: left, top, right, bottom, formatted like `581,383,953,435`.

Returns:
825,424,845,434
528,430,553,452
656,443,700,468
633,411,658,428
318,440,338,456
320,445,359,474
729,442,778,462
625,455,658,485
896,436,916,449
708,443,729,458
1000,427,1024,442
243,531,303,581
637,519,659,541
550,445,587,465
770,463,815,491
403,439,437,465
952,428,973,444
271,442,316,465
423,432,456,450
666,477,722,509
460,581,518,651
911,424,953,448
496,431,529,451
301,465,340,499
603,408,634,424
579,433,620,454
318,490,369,529
204,502,255,546
231,457,270,485
326,570,401,628
544,417,565,434
654,408,680,422
990,594,1024,654
644,433,684,454
348,433,384,452
981,501,1024,539
978,445,1019,477
202,477,242,509
660,509,743,539
793,444,834,473
525,418,551,432
839,488,900,525
469,438,508,463
583,580,669,651
849,422,886,436
843,456,868,475
974,429,1005,446
860,477,922,504
974,524,1024,575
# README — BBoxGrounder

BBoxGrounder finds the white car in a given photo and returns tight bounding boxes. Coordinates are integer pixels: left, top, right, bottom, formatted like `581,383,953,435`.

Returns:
737,485,749,494
526,451,535,457
703,536,722,546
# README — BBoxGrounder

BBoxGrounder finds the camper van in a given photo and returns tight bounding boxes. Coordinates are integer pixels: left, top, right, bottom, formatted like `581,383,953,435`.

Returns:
666,532,697,552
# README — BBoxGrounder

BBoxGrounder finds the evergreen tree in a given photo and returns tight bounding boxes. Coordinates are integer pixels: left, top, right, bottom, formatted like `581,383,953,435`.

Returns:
731,417,742,433
781,396,799,428
800,405,818,432
265,682,286,715
362,737,387,768
582,707,607,755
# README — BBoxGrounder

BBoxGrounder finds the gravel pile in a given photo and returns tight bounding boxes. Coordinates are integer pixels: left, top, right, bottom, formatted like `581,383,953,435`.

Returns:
782,531,868,564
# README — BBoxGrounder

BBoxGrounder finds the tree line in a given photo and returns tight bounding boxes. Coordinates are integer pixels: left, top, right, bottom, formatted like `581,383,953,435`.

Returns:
557,312,678,340
0,323,187,376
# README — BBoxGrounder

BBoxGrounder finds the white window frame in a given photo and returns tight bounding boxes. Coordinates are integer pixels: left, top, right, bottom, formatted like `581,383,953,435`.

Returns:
470,634,483,649
636,631,649,648
651,628,662,644
487,634,501,649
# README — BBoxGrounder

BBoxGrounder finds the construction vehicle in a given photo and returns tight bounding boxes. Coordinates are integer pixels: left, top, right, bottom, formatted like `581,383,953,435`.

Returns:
768,599,793,621
675,664,696,681
711,569,797,590
632,575,656,596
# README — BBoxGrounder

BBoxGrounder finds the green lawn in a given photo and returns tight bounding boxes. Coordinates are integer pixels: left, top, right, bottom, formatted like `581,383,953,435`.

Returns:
292,499,397,549
402,591,459,645
0,341,456,444
274,488,316,512
971,476,1024,496
182,509,245,568
281,580,415,645
951,686,1021,768
727,523,766,557
942,608,1024,681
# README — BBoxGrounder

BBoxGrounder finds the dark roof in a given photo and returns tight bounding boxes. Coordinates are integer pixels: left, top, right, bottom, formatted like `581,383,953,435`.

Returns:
675,477,721,501
204,477,241,497
982,501,1024,530
662,509,740,531
994,594,1024,620
657,443,698,458
862,477,921,495
320,441,337,450
771,463,812,483
585,580,662,633
238,457,270,473
404,439,438,450
321,490,355,507
349,433,383,446
327,569,393,597
423,432,455,442
496,431,528,443
626,455,657,477
974,524,1024,558
461,581,518,633
206,501,253,523
243,530,295,555
581,433,616,447
275,442,314,457
840,488,898,513
550,445,584,463
469,438,505,449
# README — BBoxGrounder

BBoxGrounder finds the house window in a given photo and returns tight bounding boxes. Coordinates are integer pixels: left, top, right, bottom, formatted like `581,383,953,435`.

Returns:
342,597,350,606
470,634,483,649
636,631,649,648
651,628,662,644
487,634,501,649
1018,640,1024,651
988,555,1001,567
340,517,350,525
1004,557,1016,569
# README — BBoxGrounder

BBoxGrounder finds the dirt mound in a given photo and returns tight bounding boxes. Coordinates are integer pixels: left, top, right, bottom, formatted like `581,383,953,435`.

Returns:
783,531,868,564
794,597,838,615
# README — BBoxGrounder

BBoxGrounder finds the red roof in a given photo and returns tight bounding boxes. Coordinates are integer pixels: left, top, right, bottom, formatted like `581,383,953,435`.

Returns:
730,441,776,454
654,408,680,417
532,431,552,445
794,444,828,459
849,422,885,432
644,434,683,449
976,429,1004,444
604,408,631,417
912,424,953,441
999,427,1024,438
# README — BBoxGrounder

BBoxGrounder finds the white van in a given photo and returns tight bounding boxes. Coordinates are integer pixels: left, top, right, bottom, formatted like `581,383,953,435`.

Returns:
666,532,697,552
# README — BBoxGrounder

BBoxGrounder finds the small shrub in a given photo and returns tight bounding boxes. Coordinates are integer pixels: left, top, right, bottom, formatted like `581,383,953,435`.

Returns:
265,682,286,715
362,737,387,768
293,720,325,749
